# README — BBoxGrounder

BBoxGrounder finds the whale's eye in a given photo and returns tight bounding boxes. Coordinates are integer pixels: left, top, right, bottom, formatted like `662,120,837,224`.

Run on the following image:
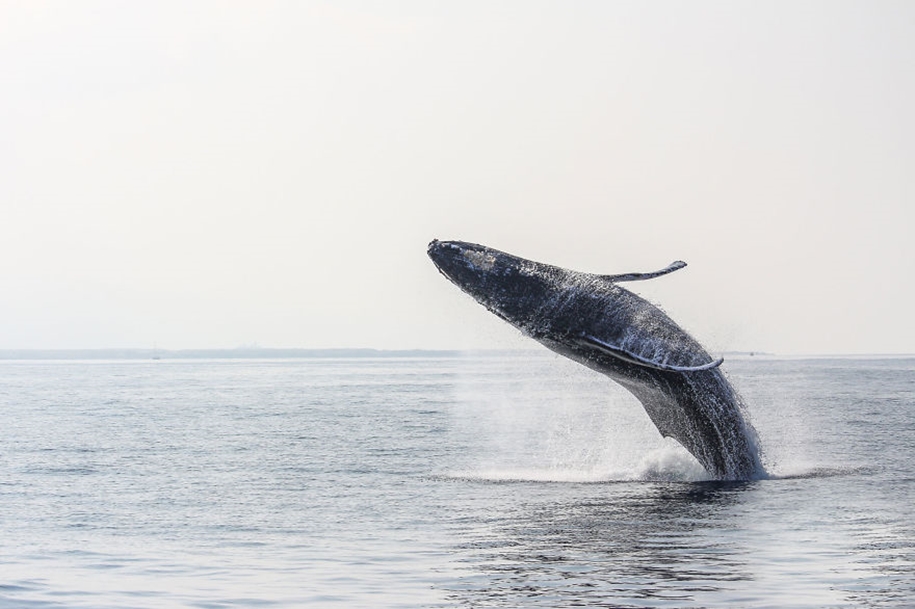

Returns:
463,249,496,271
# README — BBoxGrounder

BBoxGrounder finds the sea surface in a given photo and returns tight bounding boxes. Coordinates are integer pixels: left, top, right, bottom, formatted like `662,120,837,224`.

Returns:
1,353,913,608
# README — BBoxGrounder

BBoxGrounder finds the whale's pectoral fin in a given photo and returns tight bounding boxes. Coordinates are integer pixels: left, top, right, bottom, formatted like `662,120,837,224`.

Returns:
600,260,687,283
578,335,724,372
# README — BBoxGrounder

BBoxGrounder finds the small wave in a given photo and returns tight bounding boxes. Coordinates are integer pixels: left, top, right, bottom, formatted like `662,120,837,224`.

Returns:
634,447,711,482
762,464,868,480
442,467,623,484
437,462,861,484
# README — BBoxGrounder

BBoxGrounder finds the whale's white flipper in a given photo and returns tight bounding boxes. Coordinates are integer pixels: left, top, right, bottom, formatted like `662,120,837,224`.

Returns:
600,260,687,283
578,334,723,372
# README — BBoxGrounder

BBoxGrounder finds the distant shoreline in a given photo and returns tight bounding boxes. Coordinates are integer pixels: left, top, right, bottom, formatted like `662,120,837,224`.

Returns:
0,349,913,361
0,348,513,360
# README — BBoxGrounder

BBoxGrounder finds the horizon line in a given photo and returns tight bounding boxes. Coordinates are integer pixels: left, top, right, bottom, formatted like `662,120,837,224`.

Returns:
0,347,914,361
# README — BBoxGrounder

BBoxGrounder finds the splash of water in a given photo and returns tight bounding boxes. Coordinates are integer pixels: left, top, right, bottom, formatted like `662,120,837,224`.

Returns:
447,353,719,483
447,444,712,484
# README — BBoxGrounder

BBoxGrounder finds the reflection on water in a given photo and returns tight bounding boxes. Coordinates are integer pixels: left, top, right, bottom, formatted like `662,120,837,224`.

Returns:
447,482,756,608
444,475,915,608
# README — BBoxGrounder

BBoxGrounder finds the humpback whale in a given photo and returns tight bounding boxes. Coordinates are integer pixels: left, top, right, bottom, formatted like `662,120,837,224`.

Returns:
427,239,765,481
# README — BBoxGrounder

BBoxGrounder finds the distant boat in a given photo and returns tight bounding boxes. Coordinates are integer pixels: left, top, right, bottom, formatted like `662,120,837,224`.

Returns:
152,344,161,360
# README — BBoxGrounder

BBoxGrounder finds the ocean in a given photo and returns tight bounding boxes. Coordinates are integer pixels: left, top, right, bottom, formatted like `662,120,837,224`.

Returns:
1,353,913,608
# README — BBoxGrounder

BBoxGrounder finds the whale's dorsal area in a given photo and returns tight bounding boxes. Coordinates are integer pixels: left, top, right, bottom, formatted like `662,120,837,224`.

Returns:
599,260,687,283
577,334,724,372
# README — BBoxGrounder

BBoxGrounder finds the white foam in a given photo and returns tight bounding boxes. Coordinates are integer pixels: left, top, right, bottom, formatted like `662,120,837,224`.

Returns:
448,353,741,483
445,443,711,484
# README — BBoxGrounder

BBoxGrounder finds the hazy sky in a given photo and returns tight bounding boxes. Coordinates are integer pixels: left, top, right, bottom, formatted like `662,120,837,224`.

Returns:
2,1,913,353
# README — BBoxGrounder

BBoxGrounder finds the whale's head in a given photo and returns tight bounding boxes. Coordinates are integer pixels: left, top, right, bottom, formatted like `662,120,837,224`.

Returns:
427,239,568,335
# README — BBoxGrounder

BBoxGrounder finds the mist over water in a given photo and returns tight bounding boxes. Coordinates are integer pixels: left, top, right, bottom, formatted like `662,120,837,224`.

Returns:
447,353,761,483
1,354,913,607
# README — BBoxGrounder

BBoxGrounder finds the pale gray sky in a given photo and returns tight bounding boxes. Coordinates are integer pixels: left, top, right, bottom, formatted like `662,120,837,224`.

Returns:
1,1,913,353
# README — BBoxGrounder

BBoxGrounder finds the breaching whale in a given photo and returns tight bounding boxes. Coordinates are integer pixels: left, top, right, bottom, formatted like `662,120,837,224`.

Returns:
427,239,765,481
